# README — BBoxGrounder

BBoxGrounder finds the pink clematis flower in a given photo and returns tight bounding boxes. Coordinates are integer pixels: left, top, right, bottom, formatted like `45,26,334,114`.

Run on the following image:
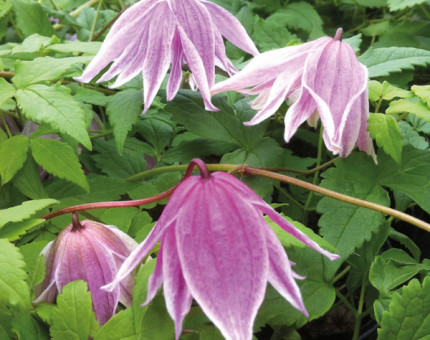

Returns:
212,28,376,161
34,217,138,325
104,159,339,340
75,0,258,113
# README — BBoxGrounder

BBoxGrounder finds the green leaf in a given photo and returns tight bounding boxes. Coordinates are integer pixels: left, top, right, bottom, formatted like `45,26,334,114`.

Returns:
387,0,427,11
398,121,428,150
16,84,91,149
369,249,430,292
47,41,102,55
368,113,403,163
378,146,430,214
12,56,92,88
9,0,55,37
378,277,430,339
368,80,412,102
0,198,58,228
354,0,387,7
30,138,89,192
0,218,45,241
412,85,430,106
358,47,430,78
107,89,143,154
0,135,29,184
11,34,58,56
95,309,137,340
387,98,430,122
253,17,295,51
317,153,390,259
73,87,107,106
13,155,48,199
50,281,99,340
0,239,30,310
19,241,47,290
92,139,146,178
0,78,16,106
267,2,324,39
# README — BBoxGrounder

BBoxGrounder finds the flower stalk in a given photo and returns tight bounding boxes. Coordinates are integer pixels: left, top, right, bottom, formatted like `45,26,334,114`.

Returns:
43,163,430,233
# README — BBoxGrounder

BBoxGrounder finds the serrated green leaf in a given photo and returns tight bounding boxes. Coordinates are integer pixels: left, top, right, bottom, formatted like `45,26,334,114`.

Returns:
0,218,45,241
0,78,15,106
95,309,137,340
253,17,295,51
368,113,403,163
13,155,48,200
0,239,30,310
387,98,430,122
50,281,99,340
398,121,428,150
388,229,421,261
12,56,92,88
0,135,29,184
387,0,427,11
16,84,92,149
267,2,324,39
30,138,89,192
369,80,413,102
255,246,336,329
20,241,47,290
317,153,390,259
107,89,142,154
92,139,146,178
11,34,58,56
377,146,430,214
378,277,430,339
0,199,58,228
164,91,267,149
358,47,430,78
369,249,430,292
411,85,430,107
73,87,107,106
355,0,387,7
9,0,55,37
47,41,102,55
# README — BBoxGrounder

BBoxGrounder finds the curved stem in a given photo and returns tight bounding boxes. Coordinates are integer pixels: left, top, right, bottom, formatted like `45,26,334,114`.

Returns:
89,0,103,41
243,167,430,232
186,158,211,179
352,274,367,340
43,186,176,220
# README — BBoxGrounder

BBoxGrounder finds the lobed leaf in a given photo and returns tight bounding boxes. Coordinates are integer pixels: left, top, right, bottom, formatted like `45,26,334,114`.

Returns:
0,77,16,106
358,47,430,78
30,138,89,192
368,113,403,163
50,281,99,340
387,0,427,11
9,0,54,37
0,135,29,185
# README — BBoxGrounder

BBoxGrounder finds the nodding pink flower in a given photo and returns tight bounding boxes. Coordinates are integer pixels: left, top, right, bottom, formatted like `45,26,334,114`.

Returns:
212,28,376,161
103,159,339,340
75,0,258,113
34,217,138,325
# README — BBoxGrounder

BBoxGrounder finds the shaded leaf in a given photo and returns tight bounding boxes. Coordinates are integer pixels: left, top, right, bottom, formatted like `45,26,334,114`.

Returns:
0,78,16,106
0,135,29,185
30,138,89,192
9,0,55,37
387,0,427,11
387,98,430,122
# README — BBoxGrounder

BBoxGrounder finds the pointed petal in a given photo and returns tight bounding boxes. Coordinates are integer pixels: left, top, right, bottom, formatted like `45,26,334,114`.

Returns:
178,27,218,111
142,2,176,113
143,242,165,306
283,86,317,142
202,0,259,56
244,69,302,126
256,203,339,261
76,0,158,82
103,178,199,292
264,225,308,316
356,93,377,162
166,29,184,101
176,178,268,340
33,280,58,304
170,0,216,86
162,228,193,340
213,29,237,76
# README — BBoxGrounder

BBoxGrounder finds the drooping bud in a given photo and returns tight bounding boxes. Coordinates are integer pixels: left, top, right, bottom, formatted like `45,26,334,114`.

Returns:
34,218,138,325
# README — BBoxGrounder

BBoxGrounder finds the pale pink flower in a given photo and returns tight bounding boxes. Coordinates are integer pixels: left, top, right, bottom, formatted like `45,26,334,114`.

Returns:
212,28,376,160
75,0,258,113
34,218,138,325
103,159,338,340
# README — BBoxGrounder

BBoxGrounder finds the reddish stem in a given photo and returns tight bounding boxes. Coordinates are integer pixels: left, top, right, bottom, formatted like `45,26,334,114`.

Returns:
71,212,84,231
334,27,343,41
185,158,211,179
43,186,176,220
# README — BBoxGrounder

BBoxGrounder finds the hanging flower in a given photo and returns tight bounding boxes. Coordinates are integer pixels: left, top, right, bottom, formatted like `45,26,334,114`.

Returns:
103,159,339,340
34,216,138,325
75,0,258,113
212,28,376,161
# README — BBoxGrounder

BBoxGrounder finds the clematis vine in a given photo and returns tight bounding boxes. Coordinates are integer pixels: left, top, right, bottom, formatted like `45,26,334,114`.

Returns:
103,159,339,340
34,215,138,325
212,28,376,161
76,0,258,113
